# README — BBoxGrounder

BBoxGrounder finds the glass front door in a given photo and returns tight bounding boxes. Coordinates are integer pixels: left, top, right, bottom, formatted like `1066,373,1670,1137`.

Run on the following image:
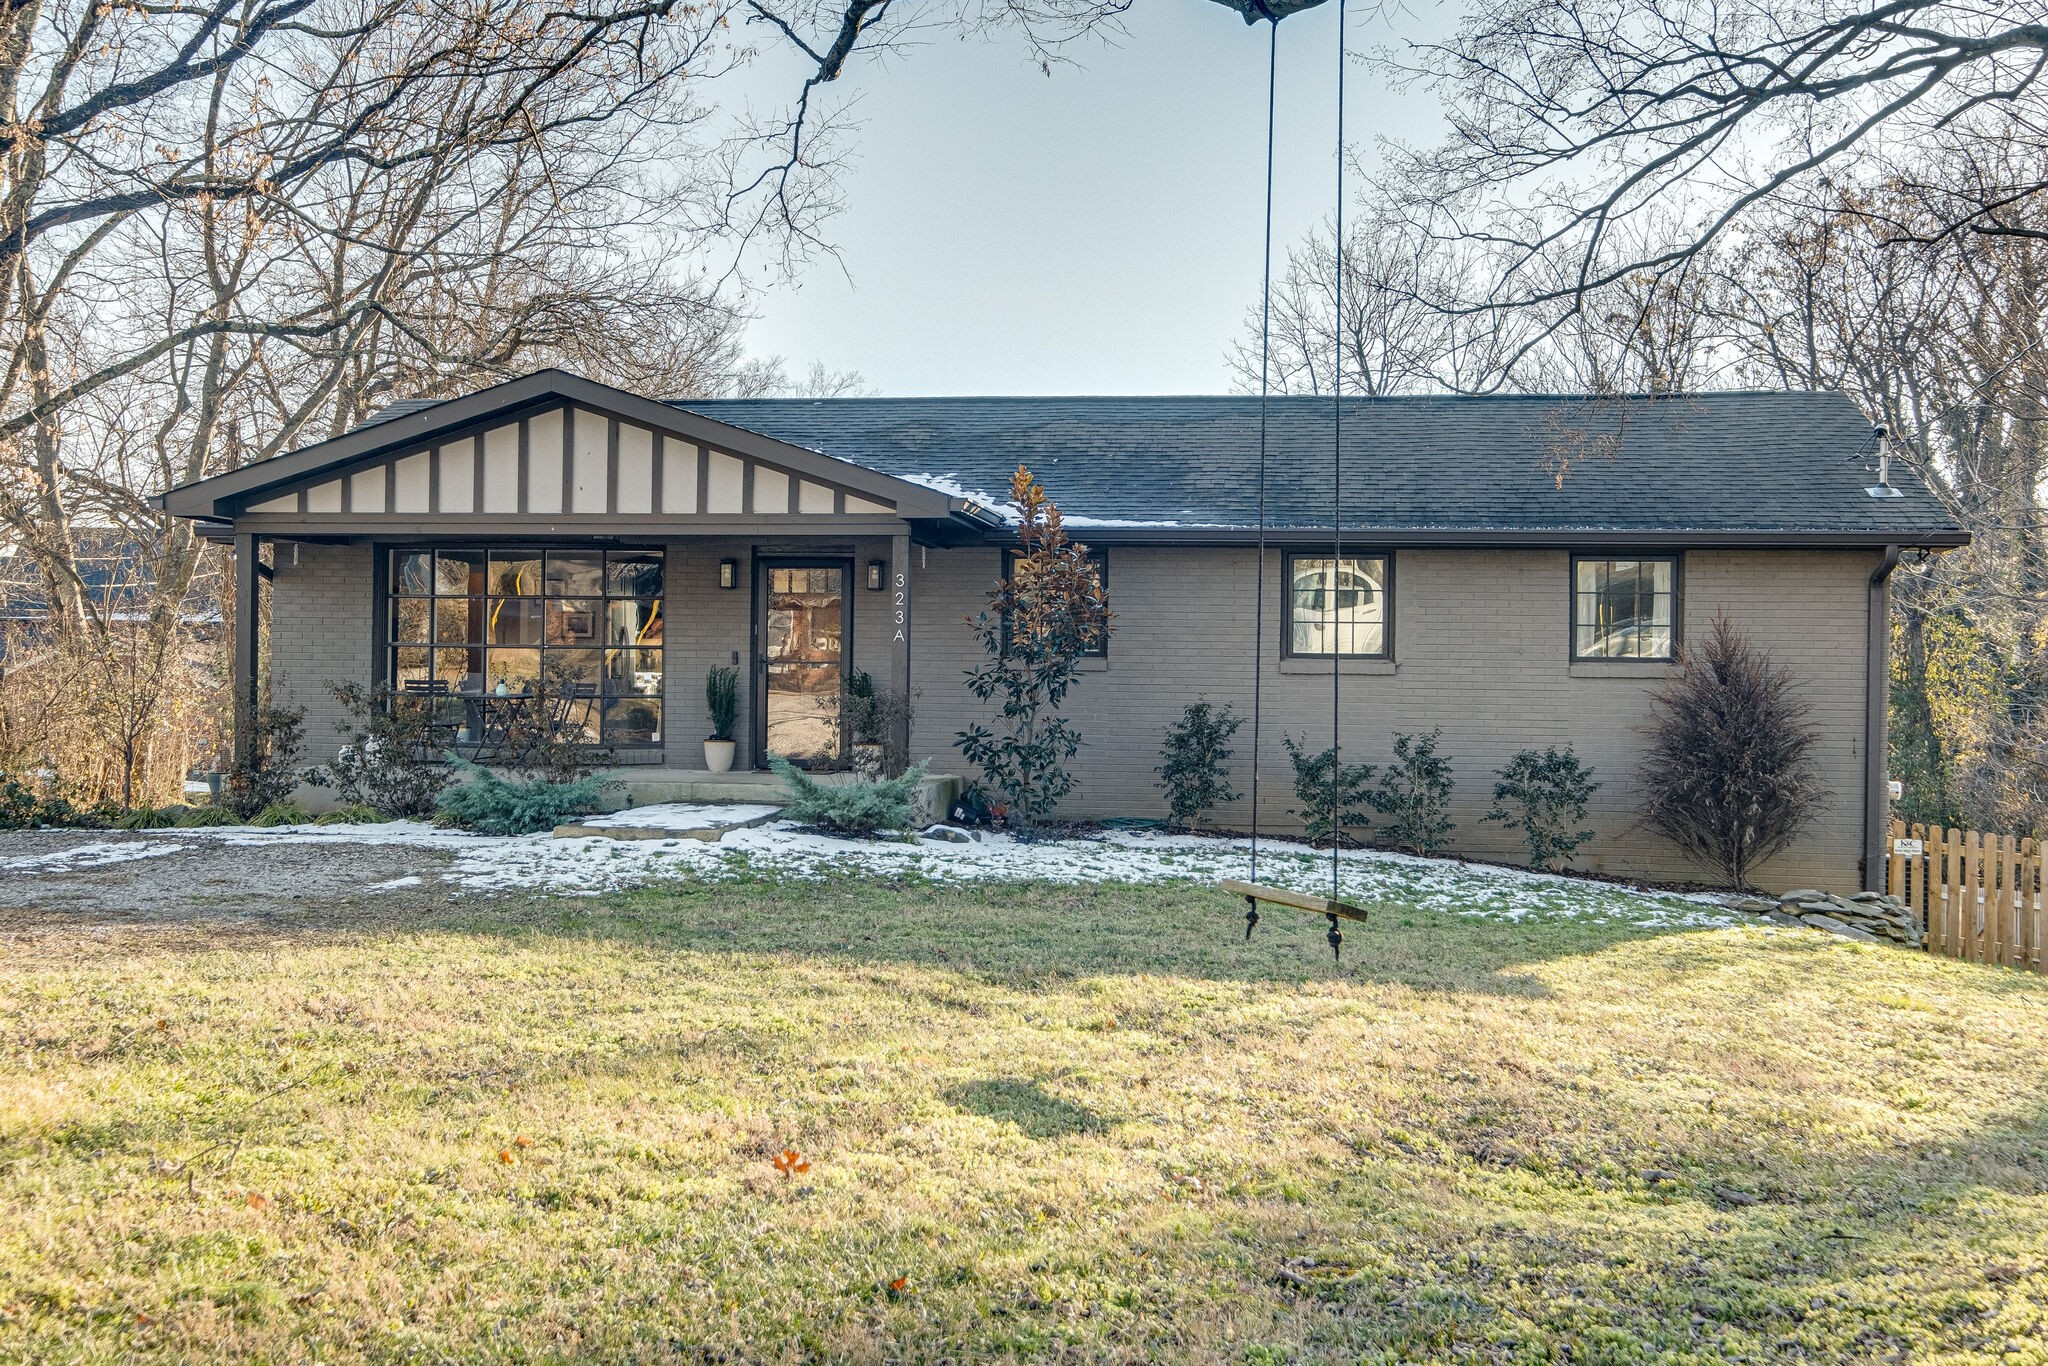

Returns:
761,563,847,766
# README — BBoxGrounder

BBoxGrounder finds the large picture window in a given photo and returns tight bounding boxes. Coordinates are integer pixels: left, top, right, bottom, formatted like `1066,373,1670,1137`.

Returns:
1285,553,1389,658
388,547,664,745
1572,555,1677,660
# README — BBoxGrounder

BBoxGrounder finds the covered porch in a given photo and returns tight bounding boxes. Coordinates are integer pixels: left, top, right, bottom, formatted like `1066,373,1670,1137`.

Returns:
155,371,999,781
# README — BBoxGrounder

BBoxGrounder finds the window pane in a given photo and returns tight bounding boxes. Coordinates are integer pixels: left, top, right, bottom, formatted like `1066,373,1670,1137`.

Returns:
485,649,541,692
394,551,434,596
1575,558,1675,658
603,696,662,745
606,599,662,647
486,597,543,645
393,646,432,687
1288,556,1384,657
544,649,605,689
544,598,603,646
604,649,663,695
435,550,481,595
545,552,604,597
392,596,432,644
607,552,663,598
488,554,542,597
434,596,480,646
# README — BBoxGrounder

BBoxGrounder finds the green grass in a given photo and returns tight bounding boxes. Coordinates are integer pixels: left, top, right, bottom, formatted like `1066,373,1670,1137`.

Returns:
4,877,2048,1363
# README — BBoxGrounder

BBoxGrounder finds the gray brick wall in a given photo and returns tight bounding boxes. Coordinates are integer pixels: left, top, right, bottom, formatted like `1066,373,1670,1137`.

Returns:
906,544,1876,892
265,537,1877,891
269,543,374,760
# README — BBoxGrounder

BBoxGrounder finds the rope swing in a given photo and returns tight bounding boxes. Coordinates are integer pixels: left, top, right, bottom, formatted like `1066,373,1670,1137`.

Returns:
1221,0,1371,959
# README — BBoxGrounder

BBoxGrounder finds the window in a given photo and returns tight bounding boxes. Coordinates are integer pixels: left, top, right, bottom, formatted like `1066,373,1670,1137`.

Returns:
387,547,664,745
1285,554,1389,658
1001,546,1109,659
1572,556,1677,660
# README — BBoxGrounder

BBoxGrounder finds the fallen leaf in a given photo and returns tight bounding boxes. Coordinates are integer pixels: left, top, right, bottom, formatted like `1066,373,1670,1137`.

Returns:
245,1192,270,1210
888,1276,909,1296
513,1135,533,1149
134,1311,154,1326
772,1147,810,1177
497,1149,516,1165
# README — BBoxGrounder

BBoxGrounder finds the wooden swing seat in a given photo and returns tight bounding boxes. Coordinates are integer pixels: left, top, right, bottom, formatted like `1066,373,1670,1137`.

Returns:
1220,879,1371,924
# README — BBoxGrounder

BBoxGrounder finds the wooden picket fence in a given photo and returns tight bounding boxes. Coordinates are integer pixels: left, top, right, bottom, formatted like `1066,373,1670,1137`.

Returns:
1886,820,2045,973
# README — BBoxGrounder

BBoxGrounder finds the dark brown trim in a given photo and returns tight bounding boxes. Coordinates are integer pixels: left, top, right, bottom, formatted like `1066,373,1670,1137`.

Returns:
1279,549,1394,662
648,433,666,514
606,416,621,516
515,417,530,514
752,554,855,769
1567,552,1682,664
559,403,575,515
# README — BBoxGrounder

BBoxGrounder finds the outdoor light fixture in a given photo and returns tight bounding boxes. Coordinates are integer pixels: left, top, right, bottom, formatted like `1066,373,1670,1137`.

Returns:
866,560,884,591
718,558,737,589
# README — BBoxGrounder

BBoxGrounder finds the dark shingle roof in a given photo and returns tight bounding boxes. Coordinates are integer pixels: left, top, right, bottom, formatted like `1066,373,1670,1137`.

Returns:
674,391,1960,540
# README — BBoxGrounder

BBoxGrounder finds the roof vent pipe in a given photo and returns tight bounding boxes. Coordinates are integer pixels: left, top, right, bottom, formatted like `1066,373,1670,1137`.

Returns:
1866,424,1904,499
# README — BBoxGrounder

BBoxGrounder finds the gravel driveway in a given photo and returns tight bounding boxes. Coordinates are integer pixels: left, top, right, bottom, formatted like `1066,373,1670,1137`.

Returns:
0,829,456,926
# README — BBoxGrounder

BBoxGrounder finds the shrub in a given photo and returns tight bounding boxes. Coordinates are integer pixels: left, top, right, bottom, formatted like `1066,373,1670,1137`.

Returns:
705,666,739,741
434,758,610,835
307,683,448,817
224,703,305,818
1485,747,1599,869
771,755,930,836
956,467,1112,826
1282,733,1376,845
1157,701,1243,830
172,805,238,827
113,806,179,830
0,775,104,829
843,670,915,774
1637,616,1822,889
1368,729,1457,854
249,801,314,827
477,658,614,786
313,803,389,826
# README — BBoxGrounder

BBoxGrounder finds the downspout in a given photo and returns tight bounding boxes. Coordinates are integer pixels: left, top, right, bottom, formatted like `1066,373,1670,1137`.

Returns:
1863,545,1901,892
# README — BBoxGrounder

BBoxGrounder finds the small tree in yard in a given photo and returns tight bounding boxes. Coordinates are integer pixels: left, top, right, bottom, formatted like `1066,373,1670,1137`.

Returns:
1158,700,1242,830
1638,617,1822,889
1369,729,1457,854
1485,747,1600,869
1283,733,1376,845
955,467,1112,826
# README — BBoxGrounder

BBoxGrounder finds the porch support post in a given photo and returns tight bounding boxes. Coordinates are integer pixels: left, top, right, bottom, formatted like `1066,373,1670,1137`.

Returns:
890,530,912,763
231,531,261,771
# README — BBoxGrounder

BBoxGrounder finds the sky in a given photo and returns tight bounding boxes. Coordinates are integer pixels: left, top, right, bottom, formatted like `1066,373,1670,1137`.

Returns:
738,0,1452,397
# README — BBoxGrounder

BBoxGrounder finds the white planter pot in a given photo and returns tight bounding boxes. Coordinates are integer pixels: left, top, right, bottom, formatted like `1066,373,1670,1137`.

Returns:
703,738,736,774
851,742,885,781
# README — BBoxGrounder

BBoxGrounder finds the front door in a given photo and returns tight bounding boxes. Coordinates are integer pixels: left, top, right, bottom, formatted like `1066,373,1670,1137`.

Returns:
758,560,851,767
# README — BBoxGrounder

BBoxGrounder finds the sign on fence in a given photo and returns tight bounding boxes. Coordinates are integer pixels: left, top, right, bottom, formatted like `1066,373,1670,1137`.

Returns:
1887,820,2045,974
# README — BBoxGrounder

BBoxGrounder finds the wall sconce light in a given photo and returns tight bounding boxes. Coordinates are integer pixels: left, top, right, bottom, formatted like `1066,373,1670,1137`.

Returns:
865,560,884,591
718,558,738,590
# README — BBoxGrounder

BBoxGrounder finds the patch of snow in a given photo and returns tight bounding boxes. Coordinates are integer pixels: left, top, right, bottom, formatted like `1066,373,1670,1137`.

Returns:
900,471,1013,514
2,840,186,873
570,803,780,830
150,818,1735,928
366,875,423,891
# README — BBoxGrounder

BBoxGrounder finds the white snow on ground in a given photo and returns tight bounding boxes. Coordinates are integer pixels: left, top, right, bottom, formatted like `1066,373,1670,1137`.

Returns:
1,840,187,873
159,818,1734,928
568,803,780,830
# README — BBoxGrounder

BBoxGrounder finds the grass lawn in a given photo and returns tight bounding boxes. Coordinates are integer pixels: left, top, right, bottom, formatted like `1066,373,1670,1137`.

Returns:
4,873,2048,1363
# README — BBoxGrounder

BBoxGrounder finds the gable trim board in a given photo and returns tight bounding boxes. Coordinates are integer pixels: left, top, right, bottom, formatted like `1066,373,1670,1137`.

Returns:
162,371,947,524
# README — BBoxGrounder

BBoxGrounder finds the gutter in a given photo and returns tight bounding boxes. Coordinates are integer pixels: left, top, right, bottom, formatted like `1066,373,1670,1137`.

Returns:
1863,545,1902,892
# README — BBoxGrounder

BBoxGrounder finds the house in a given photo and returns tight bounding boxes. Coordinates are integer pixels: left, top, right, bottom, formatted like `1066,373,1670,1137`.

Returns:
158,369,1965,892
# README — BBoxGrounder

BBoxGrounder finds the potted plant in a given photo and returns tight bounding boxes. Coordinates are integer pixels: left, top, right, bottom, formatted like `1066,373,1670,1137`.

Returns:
844,670,884,779
704,665,739,773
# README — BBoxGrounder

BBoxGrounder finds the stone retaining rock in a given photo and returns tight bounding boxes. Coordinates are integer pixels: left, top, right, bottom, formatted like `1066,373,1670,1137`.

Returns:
1721,888,1923,948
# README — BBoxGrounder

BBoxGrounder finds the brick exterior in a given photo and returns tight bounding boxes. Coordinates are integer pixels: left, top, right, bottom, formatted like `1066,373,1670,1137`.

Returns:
267,538,1878,892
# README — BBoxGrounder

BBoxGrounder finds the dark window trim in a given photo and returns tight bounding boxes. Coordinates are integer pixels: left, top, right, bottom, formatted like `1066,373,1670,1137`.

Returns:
1281,550,1394,661
1000,545,1110,660
379,540,668,749
1568,551,1683,663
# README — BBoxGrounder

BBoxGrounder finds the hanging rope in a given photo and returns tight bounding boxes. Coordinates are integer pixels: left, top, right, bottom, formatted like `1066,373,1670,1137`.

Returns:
1245,14,1278,941
1327,0,1347,955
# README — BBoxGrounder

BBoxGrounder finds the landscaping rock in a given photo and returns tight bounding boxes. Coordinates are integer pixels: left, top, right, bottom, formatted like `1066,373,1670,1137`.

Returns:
921,824,977,844
1722,886,1923,949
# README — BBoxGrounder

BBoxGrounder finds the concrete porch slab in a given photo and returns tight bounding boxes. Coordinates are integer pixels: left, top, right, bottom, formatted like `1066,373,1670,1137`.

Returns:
554,802,783,842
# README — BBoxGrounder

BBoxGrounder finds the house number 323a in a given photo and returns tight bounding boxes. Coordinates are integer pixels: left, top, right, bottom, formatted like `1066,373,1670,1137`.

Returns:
892,572,907,642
